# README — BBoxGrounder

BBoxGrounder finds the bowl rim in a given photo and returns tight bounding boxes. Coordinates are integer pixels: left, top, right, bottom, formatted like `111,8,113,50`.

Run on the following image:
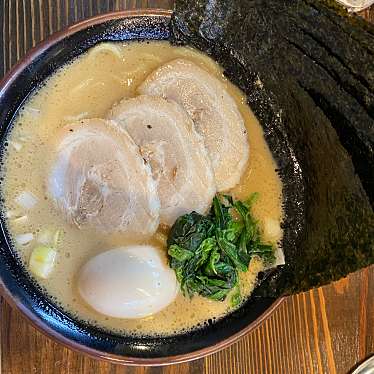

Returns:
0,9,285,366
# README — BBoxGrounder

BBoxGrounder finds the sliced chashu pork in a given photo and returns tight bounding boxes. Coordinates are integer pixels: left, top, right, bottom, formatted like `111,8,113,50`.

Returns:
108,95,216,226
139,58,249,191
47,118,159,236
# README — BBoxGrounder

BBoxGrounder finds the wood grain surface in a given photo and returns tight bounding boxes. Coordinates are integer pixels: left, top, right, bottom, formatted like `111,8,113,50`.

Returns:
0,1,373,373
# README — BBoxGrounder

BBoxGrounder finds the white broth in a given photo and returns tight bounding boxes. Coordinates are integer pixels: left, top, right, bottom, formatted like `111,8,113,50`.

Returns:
1,41,283,336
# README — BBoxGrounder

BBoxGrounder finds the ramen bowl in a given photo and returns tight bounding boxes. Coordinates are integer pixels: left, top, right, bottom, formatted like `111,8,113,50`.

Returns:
0,10,285,365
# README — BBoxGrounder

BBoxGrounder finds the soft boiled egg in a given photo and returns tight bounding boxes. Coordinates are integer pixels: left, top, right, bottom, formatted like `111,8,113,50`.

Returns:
78,245,178,319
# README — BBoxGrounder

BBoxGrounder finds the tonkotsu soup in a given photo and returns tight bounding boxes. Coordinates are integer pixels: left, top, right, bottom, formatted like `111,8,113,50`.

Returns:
0,41,283,337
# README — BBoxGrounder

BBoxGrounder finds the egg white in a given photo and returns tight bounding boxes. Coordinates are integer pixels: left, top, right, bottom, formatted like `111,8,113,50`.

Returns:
78,245,179,319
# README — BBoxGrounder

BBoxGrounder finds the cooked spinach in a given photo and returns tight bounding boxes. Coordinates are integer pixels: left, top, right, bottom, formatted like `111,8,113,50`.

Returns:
167,194,276,306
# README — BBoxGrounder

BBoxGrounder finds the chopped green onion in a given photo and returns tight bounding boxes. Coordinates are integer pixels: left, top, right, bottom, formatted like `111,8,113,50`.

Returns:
29,246,57,279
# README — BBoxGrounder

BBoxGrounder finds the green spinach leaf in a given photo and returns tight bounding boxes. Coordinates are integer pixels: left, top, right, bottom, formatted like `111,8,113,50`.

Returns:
167,193,277,305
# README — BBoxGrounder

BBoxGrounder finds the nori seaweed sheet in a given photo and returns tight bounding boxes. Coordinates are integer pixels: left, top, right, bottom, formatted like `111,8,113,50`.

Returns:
170,0,374,296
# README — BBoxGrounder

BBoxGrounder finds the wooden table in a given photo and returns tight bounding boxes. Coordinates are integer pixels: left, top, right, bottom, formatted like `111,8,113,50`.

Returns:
0,1,373,373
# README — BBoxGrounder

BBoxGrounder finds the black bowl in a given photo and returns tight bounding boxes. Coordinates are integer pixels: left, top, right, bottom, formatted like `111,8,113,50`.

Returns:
0,10,284,365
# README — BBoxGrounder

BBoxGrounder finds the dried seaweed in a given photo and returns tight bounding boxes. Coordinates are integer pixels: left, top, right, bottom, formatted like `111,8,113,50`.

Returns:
171,0,374,296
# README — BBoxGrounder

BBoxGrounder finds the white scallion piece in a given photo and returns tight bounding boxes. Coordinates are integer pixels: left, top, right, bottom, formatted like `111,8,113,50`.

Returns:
263,218,285,269
24,107,40,117
37,228,63,246
9,140,22,151
273,247,286,267
15,191,38,210
29,246,57,279
37,228,54,245
15,232,34,246
263,218,282,241
5,210,15,219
